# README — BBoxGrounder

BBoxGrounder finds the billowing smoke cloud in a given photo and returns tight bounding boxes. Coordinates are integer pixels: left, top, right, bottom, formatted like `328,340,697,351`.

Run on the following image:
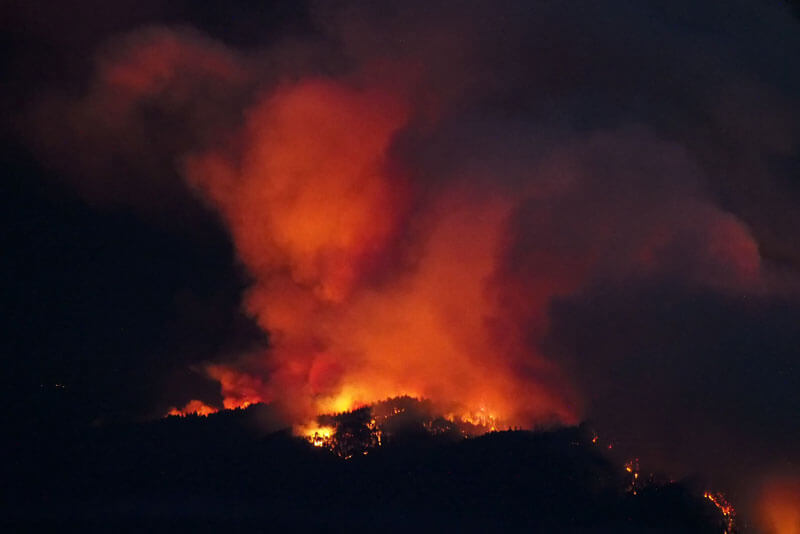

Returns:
183,72,581,424
29,27,252,222
22,0,800,529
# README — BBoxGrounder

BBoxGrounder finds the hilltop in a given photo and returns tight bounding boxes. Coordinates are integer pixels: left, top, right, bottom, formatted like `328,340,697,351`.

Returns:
3,398,732,532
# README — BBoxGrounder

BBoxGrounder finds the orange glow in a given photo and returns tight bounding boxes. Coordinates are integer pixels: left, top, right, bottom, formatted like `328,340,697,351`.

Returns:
37,24,771,454
167,399,218,417
183,73,580,429
296,423,336,448
206,364,265,410
293,396,504,453
445,407,500,432
624,458,641,495
759,478,800,534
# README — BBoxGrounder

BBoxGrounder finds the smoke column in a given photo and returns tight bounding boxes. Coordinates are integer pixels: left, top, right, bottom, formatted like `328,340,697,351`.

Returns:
24,1,799,529
184,73,580,425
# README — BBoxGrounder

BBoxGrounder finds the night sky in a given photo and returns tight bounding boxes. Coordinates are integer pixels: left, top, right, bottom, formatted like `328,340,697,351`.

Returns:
2,1,799,530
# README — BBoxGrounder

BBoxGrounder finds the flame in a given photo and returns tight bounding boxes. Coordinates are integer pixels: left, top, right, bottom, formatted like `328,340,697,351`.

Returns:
167,399,218,417
703,491,736,534
206,364,265,410
444,407,500,432
294,396,515,456
313,386,374,416
623,458,641,495
296,423,336,448
128,39,761,433
34,17,773,477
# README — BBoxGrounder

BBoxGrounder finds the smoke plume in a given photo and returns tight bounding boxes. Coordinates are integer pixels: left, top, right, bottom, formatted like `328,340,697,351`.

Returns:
21,1,800,529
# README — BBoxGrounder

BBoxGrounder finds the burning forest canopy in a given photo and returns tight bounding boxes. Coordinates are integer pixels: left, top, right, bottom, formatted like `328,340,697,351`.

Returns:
2,0,800,532
6,395,742,532
161,395,743,531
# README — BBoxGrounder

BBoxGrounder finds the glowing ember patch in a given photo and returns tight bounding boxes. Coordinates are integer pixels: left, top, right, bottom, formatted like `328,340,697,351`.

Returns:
293,396,509,456
704,491,736,534
624,458,641,495
166,399,218,417
296,423,336,447
443,408,502,435
315,388,370,415
224,399,253,410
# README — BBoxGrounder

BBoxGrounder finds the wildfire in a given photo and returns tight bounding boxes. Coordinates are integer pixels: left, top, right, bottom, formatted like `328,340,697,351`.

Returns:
445,407,500,433
147,31,759,468
624,458,641,495
292,396,509,458
32,21,781,533
179,72,580,434
164,394,747,534
704,491,736,534
165,397,256,417
297,423,336,448
176,393,520,460
167,399,218,417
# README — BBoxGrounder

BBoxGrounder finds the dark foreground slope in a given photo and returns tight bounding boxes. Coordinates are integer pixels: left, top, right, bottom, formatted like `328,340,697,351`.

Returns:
3,402,729,532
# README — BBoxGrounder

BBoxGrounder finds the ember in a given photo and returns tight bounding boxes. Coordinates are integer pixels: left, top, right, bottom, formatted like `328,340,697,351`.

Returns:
295,396,506,456
704,491,737,534
624,458,641,495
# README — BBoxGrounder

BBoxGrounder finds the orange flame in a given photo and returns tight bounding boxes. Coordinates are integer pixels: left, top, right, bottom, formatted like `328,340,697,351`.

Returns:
66,33,764,436
296,423,336,448
704,491,736,534
167,399,218,417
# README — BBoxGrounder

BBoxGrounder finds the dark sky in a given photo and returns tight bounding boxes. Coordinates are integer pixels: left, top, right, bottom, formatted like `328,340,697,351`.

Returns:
1,0,301,415
2,0,799,527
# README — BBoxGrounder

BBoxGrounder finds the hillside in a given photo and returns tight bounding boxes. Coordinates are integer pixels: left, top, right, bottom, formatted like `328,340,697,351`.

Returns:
3,399,731,532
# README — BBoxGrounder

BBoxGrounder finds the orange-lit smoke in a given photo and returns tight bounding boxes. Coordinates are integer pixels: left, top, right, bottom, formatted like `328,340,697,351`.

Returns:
22,7,793,530
39,25,765,433
184,75,577,426
759,478,800,534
